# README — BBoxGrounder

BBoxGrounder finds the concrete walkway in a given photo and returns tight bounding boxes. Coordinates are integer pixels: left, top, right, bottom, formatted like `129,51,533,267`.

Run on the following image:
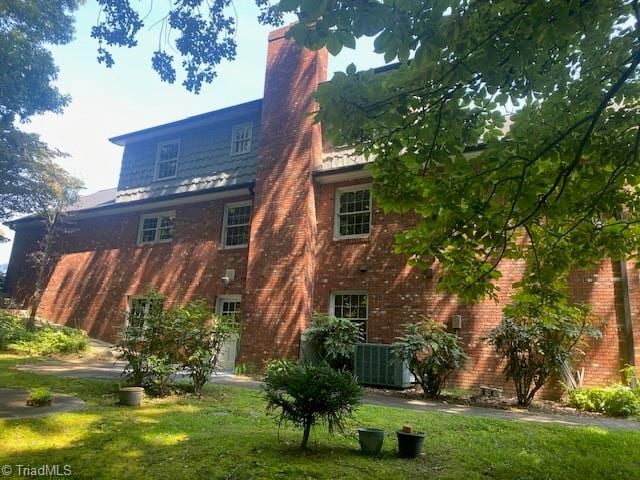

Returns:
0,388,85,419
13,359,640,430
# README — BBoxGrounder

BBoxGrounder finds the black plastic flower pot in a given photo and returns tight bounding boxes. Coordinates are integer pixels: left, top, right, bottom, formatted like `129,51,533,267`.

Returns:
358,428,385,455
396,430,425,458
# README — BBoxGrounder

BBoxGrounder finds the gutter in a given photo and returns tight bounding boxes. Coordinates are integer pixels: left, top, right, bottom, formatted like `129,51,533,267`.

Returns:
8,181,256,229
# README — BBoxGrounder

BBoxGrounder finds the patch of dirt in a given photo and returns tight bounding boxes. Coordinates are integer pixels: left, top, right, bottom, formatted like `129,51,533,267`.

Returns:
363,385,608,418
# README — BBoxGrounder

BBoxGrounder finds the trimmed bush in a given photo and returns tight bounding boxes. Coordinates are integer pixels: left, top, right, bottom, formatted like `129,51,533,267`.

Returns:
263,360,363,449
26,387,53,407
569,385,640,417
392,318,468,398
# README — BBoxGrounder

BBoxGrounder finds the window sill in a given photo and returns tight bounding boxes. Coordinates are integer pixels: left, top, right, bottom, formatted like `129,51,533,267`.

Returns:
137,240,174,247
219,244,249,251
332,234,371,243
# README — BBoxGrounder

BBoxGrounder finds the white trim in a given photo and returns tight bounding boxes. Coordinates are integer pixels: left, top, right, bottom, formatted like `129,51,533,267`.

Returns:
314,169,372,184
333,183,373,240
13,188,253,227
216,295,242,315
125,294,163,328
230,123,253,156
329,291,369,342
137,210,176,245
154,139,180,180
221,200,252,249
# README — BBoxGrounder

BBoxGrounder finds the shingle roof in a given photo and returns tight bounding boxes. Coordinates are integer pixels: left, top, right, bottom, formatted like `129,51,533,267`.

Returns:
71,188,117,210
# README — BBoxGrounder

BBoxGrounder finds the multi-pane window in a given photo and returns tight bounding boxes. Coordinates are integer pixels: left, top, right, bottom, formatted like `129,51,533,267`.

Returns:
231,123,252,156
138,212,175,244
127,296,164,328
332,292,368,341
216,295,241,324
334,186,371,239
222,202,251,248
155,140,179,179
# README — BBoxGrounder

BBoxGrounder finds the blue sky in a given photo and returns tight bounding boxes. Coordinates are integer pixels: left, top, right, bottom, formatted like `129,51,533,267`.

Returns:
0,2,383,265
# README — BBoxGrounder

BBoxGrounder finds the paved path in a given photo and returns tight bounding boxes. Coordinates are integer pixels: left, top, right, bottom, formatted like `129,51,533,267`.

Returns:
13,359,640,430
0,388,85,419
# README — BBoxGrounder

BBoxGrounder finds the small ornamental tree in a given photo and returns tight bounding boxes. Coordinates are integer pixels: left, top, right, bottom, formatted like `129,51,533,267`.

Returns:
263,360,363,449
392,318,468,398
302,312,361,370
486,289,601,407
173,300,238,395
119,290,237,396
118,287,178,396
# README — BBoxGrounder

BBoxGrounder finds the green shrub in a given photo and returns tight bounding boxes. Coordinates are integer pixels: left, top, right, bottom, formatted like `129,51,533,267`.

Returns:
118,290,237,396
569,385,640,417
302,312,361,370
392,318,468,398
263,360,363,449
0,310,88,355
0,311,29,350
26,387,52,407
485,291,600,406
118,289,178,395
173,300,237,395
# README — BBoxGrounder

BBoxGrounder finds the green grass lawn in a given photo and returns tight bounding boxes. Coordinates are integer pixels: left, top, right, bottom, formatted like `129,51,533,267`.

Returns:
1,354,639,480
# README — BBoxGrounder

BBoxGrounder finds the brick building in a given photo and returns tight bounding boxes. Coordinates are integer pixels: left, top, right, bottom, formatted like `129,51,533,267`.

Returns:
6,26,639,396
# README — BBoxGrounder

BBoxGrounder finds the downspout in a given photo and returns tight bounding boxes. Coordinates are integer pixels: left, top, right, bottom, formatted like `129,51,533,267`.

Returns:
619,258,637,383
616,211,637,386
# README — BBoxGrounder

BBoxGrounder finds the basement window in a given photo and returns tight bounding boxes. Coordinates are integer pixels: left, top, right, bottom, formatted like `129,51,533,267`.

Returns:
127,296,164,328
222,201,251,248
331,292,368,341
231,123,252,156
138,211,175,245
155,140,180,180
334,185,372,239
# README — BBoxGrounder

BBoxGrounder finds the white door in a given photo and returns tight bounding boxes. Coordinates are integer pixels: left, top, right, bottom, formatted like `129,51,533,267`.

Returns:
215,295,241,373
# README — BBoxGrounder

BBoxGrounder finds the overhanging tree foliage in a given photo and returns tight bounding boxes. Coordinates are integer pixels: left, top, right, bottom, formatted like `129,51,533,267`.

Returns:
94,1,640,304
0,0,82,241
295,0,640,302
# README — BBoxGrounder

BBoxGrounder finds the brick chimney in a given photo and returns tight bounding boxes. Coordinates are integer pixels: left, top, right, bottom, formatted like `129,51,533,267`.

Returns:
239,26,328,365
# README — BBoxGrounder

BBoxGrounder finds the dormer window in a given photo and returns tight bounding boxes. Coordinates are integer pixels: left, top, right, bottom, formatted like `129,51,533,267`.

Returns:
155,140,179,180
231,123,252,156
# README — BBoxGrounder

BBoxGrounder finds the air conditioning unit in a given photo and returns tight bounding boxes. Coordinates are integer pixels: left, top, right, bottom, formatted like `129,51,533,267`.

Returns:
354,343,413,389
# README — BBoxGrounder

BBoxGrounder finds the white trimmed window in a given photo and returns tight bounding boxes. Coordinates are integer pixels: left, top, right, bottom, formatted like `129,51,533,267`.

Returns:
155,140,180,180
334,185,372,239
126,296,164,328
138,211,175,245
231,123,252,156
222,201,251,248
330,292,368,341
216,295,241,323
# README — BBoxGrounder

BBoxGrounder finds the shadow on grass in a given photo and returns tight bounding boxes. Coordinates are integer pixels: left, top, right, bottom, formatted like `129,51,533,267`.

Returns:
1,355,640,479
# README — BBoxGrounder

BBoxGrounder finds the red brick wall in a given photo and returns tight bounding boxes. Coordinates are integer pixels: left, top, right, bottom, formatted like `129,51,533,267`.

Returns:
240,26,328,365
6,24,638,400
9,196,250,342
313,178,636,397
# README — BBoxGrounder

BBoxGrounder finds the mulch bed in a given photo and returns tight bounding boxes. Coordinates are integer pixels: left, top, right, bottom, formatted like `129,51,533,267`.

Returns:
363,385,609,418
